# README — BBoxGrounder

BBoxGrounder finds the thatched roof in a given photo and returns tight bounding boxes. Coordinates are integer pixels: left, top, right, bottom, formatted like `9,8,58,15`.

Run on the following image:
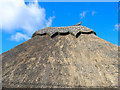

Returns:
2,26,118,88
32,26,96,38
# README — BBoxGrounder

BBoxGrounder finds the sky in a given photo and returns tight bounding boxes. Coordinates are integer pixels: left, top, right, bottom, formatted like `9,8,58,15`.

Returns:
0,0,118,54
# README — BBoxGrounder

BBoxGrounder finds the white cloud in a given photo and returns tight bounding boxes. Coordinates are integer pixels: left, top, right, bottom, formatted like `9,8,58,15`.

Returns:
80,10,97,19
11,32,30,42
0,0,55,41
114,24,120,31
80,11,88,19
92,11,96,16
46,16,55,27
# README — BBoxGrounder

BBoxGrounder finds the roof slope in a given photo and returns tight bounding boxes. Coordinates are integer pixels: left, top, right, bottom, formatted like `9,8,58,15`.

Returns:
2,26,118,88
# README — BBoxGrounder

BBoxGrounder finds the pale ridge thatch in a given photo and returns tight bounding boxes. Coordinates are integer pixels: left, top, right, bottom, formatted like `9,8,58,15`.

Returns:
32,26,96,38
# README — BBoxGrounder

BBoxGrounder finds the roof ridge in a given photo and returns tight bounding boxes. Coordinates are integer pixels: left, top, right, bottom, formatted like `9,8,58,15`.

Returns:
32,26,96,38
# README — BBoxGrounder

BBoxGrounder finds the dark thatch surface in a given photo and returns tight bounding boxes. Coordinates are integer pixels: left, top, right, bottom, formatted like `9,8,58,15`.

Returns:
2,26,118,88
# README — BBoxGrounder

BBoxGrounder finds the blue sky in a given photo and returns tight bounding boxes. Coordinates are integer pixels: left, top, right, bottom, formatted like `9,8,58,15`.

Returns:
1,1,118,54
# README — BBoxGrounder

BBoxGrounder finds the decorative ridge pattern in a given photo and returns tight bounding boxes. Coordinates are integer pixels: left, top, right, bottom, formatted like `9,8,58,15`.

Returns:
32,26,96,38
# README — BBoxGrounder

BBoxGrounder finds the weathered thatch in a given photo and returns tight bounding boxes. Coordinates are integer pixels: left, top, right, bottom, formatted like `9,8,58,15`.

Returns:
2,26,118,88
32,26,96,38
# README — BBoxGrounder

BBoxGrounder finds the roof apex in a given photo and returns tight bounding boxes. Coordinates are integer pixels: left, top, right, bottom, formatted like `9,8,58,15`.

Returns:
32,26,96,38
